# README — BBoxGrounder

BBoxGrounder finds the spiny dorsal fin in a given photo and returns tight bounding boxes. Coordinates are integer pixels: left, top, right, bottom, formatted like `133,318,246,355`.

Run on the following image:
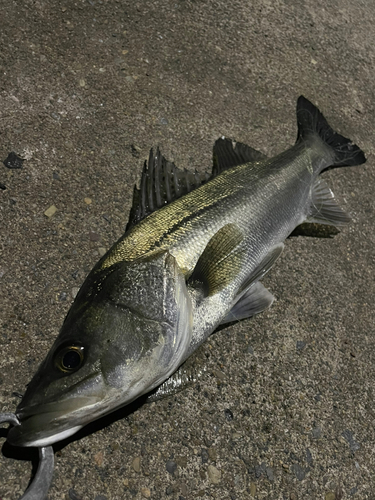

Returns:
189,223,245,296
212,137,267,176
126,148,211,231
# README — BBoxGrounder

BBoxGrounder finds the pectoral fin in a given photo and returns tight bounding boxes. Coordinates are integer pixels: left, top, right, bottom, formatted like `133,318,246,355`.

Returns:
220,281,274,325
189,223,245,296
238,243,284,294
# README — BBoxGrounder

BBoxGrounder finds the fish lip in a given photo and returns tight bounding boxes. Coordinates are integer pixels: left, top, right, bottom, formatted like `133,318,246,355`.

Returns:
7,398,100,447
7,370,107,447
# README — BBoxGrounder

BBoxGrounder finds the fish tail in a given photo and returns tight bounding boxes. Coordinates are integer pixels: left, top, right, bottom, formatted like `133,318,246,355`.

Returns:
296,95,366,168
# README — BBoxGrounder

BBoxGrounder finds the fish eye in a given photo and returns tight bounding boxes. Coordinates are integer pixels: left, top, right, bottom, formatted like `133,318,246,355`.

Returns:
54,344,85,373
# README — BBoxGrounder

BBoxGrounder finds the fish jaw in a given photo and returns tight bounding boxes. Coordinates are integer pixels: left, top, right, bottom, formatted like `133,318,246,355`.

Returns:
7,371,109,447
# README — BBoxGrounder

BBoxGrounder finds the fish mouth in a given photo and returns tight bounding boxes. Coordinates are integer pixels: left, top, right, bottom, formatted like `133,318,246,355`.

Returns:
7,396,101,447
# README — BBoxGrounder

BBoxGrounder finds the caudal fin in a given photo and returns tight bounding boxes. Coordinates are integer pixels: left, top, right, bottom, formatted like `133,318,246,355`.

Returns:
296,96,366,168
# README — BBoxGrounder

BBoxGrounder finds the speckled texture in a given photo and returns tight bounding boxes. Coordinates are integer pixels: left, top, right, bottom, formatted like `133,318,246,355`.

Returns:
0,0,374,499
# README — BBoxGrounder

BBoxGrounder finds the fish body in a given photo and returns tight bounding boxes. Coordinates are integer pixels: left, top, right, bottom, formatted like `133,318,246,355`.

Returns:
8,97,366,447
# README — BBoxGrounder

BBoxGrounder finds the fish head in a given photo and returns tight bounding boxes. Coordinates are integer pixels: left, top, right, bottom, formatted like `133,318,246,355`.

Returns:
7,250,193,447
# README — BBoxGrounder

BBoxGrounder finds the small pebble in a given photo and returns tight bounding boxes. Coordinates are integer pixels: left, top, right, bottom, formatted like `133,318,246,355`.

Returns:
89,231,100,241
132,456,141,472
141,487,151,498
3,152,24,169
84,197,92,204
72,287,80,299
166,459,177,475
98,247,106,257
296,340,306,350
44,205,57,217
201,449,209,463
207,464,221,484
250,482,256,497
69,488,83,500
166,485,174,495
291,463,305,481
306,448,313,465
266,466,274,481
224,408,234,421
94,451,104,467
325,493,335,500
311,426,321,439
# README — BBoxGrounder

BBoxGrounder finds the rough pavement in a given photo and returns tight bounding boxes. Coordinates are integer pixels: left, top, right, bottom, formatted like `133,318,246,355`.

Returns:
1,0,374,499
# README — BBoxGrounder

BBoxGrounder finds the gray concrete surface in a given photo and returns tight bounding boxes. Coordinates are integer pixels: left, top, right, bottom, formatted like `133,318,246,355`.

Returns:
0,0,374,499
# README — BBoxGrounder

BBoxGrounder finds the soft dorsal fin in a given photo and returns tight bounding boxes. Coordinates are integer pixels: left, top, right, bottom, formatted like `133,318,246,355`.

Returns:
212,137,267,176
126,148,211,231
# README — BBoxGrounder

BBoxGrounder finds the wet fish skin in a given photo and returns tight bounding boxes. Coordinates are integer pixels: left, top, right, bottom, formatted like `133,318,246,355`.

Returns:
7,96,366,447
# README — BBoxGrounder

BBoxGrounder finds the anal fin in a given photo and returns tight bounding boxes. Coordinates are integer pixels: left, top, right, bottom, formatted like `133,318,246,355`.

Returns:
307,178,351,227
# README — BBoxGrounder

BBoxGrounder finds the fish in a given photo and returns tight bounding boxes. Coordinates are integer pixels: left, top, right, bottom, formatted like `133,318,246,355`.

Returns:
7,96,366,447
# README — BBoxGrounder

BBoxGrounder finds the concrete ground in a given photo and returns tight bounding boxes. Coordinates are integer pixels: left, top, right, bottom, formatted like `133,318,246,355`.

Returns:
1,0,374,499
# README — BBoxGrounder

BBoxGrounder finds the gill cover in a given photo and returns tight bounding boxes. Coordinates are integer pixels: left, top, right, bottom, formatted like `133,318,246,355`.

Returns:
8,250,192,446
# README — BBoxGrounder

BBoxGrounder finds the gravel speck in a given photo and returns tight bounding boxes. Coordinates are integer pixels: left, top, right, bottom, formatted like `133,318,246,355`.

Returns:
141,487,151,498
207,464,221,484
224,408,234,421
69,489,83,500
250,482,256,497
44,205,57,218
296,340,306,350
265,466,274,481
3,152,24,169
306,448,313,465
89,231,100,241
311,426,321,439
201,448,209,463
342,429,361,452
166,459,177,475
324,493,335,500
132,457,141,473
291,463,306,481
255,462,266,478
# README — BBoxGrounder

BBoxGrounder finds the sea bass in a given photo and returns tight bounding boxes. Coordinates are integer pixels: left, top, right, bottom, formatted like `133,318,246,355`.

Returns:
8,96,366,447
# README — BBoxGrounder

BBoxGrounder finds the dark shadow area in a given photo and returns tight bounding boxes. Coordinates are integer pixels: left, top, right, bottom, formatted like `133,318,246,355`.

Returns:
289,222,339,238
